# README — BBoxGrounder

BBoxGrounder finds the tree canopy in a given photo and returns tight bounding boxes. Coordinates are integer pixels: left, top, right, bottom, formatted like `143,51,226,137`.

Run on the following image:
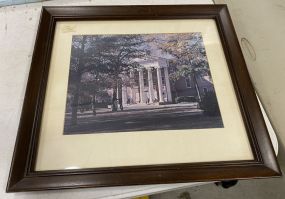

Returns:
67,33,211,124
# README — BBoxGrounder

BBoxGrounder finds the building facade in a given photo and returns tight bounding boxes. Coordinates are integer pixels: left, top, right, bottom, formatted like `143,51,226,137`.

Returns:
121,58,172,104
120,57,214,105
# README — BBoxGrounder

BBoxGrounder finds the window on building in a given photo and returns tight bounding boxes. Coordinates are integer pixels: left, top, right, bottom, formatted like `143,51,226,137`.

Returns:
162,77,165,85
144,78,148,87
134,72,139,85
185,77,191,88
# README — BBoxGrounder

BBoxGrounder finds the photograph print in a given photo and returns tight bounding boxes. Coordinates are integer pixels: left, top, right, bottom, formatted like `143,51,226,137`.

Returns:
64,32,224,135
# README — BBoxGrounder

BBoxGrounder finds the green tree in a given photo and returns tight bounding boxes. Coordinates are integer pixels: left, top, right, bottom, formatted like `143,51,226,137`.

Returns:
67,34,149,125
68,35,109,124
68,35,88,125
156,33,211,101
90,35,149,111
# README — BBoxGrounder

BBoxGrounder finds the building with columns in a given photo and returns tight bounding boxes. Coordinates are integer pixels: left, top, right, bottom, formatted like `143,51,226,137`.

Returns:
108,34,216,106
120,57,173,105
119,57,214,105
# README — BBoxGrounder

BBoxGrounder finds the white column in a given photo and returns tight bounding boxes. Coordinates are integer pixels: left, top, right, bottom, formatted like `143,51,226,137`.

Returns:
138,69,145,103
147,68,154,103
130,70,135,83
164,67,172,102
116,84,119,99
132,88,137,104
156,67,164,103
129,70,135,103
122,86,127,105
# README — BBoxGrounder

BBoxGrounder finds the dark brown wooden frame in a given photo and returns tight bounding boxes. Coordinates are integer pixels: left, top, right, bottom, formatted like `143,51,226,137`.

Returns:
6,5,281,192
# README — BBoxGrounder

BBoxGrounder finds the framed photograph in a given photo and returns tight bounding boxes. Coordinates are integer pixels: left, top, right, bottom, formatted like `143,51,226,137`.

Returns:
7,5,281,192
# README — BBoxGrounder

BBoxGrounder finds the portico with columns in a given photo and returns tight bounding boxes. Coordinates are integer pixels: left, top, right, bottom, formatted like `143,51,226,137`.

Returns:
122,58,173,105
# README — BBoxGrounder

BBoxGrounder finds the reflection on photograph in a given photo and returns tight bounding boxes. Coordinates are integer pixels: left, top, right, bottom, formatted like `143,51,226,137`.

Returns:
64,33,223,135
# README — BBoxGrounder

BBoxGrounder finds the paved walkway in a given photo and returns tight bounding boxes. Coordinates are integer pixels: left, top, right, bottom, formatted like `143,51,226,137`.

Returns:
64,103,223,134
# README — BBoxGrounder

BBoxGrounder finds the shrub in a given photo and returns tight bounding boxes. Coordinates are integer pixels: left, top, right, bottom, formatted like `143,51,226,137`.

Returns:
200,91,221,116
175,96,197,103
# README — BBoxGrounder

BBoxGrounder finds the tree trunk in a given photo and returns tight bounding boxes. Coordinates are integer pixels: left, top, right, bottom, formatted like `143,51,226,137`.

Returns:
92,94,96,115
71,75,80,125
112,80,118,111
173,86,178,103
117,79,123,110
192,72,201,102
71,35,87,125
